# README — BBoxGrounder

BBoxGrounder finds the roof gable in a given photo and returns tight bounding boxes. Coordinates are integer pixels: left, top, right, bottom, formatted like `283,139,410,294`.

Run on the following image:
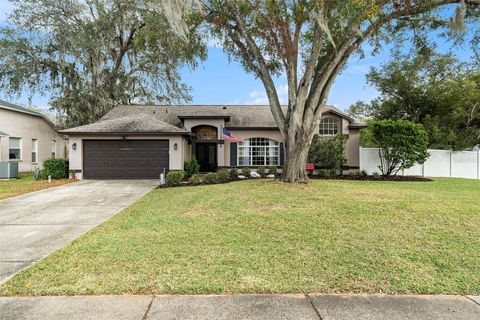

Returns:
0,99,56,128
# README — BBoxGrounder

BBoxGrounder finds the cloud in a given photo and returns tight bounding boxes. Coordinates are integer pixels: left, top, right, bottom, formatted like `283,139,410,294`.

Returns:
245,84,288,105
347,64,372,75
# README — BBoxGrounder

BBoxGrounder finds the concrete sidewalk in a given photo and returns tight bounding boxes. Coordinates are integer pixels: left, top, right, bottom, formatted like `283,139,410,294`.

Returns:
0,294,479,320
0,180,157,284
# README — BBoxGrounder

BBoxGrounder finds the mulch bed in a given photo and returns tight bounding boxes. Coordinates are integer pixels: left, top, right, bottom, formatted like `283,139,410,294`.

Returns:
158,175,431,189
310,175,432,182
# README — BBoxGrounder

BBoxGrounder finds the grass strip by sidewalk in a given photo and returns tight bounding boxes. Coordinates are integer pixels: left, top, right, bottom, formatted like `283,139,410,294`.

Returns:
0,172,70,200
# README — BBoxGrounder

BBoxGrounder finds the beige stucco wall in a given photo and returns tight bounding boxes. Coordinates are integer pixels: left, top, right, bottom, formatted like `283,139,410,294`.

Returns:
183,118,226,166
67,134,186,180
345,128,361,168
0,108,66,172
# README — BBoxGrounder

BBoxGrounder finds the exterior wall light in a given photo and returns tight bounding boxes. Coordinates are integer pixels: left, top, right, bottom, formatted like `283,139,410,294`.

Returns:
174,142,178,150
72,143,77,151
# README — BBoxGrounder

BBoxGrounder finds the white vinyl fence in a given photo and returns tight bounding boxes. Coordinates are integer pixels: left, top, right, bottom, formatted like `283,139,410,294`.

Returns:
360,148,480,180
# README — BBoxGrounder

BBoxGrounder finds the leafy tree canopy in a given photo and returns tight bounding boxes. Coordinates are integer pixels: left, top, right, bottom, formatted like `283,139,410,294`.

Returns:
348,50,480,149
188,0,479,182
0,0,206,127
372,119,430,176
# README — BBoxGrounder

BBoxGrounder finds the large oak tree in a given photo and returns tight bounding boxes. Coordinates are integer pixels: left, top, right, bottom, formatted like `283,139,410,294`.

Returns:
191,0,479,182
0,0,205,127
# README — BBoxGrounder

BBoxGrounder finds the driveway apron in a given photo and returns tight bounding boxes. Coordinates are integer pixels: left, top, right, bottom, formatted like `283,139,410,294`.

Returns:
0,180,157,284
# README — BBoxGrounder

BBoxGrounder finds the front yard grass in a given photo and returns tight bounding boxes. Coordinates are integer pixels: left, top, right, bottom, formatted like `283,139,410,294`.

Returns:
1,178,479,296
0,172,70,200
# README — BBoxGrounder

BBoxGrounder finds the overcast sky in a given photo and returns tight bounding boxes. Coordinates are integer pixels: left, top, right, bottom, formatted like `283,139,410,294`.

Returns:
0,1,474,112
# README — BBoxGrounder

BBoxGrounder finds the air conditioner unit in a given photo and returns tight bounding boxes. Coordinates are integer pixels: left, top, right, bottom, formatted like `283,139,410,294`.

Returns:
0,162,19,179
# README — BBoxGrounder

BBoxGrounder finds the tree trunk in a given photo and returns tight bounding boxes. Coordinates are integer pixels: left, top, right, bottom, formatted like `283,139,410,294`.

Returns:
281,139,311,182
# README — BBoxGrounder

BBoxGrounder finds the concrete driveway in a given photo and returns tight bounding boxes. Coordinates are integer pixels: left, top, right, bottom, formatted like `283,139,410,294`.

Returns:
0,180,157,284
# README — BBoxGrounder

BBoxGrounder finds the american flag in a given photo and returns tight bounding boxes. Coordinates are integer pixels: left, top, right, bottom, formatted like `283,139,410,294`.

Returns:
222,127,243,143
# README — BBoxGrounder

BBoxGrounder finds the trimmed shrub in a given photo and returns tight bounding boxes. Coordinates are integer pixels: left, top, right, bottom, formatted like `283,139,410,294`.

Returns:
317,169,332,177
43,158,69,179
241,167,251,177
229,168,239,180
317,169,338,177
308,134,347,171
184,155,200,178
371,119,430,176
348,170,361,177
188,174,202,185
165,170,185,186
267,166,277,176
203,172,219,184
256,166,267,177
217,168,230,182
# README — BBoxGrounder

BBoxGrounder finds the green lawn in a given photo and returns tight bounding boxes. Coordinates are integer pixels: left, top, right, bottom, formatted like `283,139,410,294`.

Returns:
1,178,479,296
0,172,70,200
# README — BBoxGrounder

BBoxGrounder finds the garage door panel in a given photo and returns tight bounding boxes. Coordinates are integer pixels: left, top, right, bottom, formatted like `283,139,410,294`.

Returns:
83,140,170,179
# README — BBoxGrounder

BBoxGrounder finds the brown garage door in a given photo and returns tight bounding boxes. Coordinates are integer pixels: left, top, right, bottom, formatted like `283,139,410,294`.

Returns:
83,140,169,179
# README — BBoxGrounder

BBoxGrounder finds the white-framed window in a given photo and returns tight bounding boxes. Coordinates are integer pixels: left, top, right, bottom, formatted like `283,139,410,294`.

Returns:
32,139,38,163
51,140,56,158
9,137,21,160
238,138,280,166
319,117,340,136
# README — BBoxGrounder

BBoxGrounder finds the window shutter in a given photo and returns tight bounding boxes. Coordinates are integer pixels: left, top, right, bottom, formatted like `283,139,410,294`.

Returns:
230,142,237,166
280,142,285,166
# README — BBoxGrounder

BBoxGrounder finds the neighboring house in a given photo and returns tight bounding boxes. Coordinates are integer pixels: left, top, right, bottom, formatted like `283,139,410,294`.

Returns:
61,105,367,179
0,99,66,172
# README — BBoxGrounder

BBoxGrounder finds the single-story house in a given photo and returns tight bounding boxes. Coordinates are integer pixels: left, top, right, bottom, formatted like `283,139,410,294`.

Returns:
0,99,66,173
61,105,367,179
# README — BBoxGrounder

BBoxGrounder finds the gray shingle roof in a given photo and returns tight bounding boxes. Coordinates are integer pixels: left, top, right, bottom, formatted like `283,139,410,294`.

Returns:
61,104,362,134
61,113,189,134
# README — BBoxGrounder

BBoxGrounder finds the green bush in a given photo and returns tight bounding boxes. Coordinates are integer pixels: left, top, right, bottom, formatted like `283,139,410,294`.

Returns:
371,120,430,176
203,172,219,184
184,156,200,178
165,170,185,186
308,134,346,170
188,174,202,185
229,168,239,180
241,167,251,177
348,170,361,177
256,166,267,177
43,158,69,179
267,166,277,175
317,169,338,177
217,168,230,182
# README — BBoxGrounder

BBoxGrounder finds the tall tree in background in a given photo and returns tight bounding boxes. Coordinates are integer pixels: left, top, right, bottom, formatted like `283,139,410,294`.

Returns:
190,0,479,182
348,51,480,149
0,0,205,127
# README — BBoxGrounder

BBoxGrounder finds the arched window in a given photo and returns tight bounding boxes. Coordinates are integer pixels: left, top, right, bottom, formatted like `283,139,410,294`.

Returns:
192,125,218,140
319,117,340,136
238,138,279,166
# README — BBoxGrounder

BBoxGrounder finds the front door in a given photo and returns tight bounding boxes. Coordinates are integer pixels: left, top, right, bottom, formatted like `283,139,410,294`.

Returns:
196,143,217,172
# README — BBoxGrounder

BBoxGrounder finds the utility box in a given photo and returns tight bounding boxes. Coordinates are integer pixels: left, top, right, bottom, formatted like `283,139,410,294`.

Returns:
0,162,19,179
